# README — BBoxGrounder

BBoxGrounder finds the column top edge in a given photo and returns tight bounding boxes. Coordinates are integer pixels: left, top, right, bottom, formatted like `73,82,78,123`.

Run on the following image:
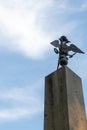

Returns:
45,66,81,79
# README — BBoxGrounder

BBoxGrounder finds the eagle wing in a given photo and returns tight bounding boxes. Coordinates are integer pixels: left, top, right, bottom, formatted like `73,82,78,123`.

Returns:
50,40,60,48
68,44,84,54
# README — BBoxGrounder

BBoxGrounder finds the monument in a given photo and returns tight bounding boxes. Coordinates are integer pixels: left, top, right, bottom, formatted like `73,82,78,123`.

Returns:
44,36,87,130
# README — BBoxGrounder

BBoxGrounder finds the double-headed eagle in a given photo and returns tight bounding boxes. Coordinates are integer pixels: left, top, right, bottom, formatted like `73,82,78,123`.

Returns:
50,36,84,69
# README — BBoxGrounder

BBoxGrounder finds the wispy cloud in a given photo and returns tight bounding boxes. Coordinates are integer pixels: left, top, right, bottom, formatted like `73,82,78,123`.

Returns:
0,80,44,121
0,0,85,59
54,0,87,13
0,0,52,59
0,0,86,126
0,108,42,120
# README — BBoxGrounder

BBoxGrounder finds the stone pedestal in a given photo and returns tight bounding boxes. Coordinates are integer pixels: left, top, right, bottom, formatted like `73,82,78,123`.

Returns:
44,66,87,130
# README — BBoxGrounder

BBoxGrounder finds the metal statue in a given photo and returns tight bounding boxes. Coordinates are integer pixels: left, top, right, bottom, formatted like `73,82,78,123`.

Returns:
50,36,84,69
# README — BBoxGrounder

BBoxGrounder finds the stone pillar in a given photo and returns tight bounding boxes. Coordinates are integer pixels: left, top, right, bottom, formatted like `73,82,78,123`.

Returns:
44,66,87,130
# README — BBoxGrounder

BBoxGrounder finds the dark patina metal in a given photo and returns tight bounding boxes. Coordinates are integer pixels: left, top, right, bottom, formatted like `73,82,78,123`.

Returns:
50,36,84,69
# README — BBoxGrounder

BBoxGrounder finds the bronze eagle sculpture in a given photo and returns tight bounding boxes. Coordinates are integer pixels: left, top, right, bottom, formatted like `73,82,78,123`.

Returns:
50,36,84,69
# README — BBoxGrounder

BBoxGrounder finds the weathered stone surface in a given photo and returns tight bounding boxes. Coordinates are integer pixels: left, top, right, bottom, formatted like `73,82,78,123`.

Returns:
44,66,87,130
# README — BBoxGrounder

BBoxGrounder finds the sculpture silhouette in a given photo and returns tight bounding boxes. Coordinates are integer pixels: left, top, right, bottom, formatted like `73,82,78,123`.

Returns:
50,36,84,69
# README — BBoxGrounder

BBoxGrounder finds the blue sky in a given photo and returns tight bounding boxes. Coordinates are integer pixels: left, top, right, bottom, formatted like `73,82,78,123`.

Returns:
0,0,87,130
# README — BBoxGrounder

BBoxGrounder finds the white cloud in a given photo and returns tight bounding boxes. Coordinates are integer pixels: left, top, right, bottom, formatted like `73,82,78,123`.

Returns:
50,0,87,14
0,108,41,120
81,1,87,11
0,0,87,122
0,80,44,121
0,0,52,59
0,0,86,59
0,0,82,59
